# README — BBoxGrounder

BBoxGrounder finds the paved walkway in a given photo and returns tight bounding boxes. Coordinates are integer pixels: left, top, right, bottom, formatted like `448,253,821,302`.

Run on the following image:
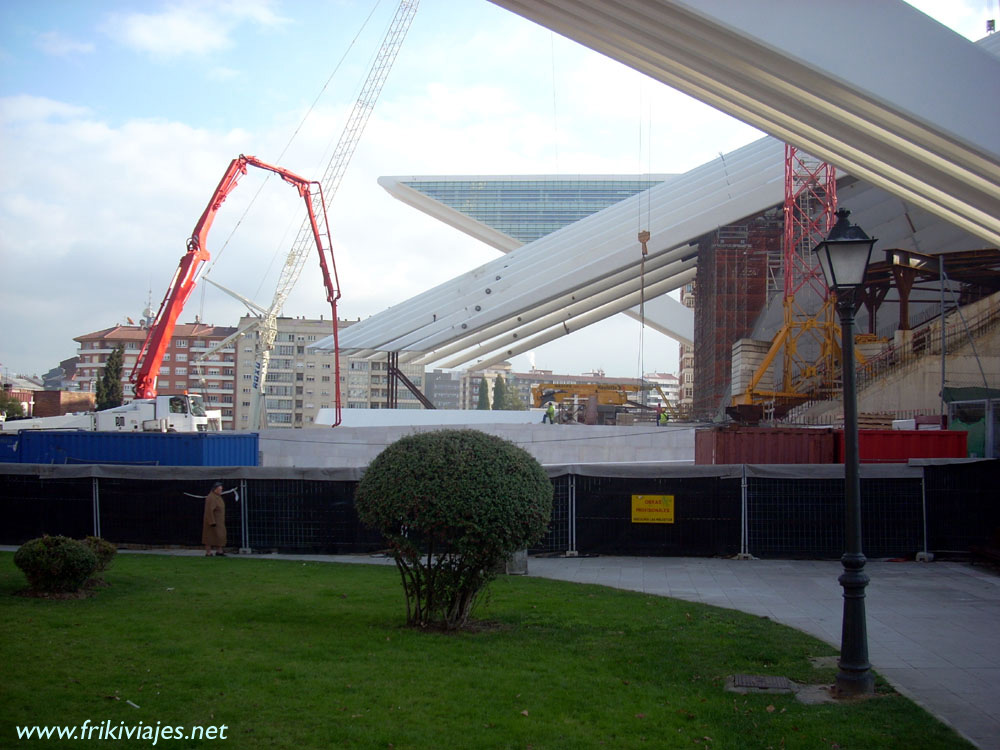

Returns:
62,549,1000,748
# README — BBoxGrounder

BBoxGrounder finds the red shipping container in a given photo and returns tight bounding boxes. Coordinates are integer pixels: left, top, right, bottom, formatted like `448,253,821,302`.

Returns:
695,427,836,464
835,429,967,463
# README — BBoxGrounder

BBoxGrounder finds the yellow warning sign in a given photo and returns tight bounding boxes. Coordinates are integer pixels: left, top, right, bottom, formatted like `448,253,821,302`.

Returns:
631,494,675,524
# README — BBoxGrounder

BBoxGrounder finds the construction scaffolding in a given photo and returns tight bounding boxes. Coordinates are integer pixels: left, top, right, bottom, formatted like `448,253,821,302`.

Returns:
692,210,782,418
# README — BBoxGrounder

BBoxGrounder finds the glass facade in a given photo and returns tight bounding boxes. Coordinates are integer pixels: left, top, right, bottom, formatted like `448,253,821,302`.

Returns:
401,177,667,244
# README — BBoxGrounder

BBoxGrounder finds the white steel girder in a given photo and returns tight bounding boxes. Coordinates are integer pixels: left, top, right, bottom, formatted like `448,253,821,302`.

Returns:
327,136,785,362
378,174,693,353
488,0,1000,246
319,1,999,365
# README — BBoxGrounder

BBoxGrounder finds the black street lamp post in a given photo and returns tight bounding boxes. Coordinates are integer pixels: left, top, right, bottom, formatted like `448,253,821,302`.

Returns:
814,208,877,697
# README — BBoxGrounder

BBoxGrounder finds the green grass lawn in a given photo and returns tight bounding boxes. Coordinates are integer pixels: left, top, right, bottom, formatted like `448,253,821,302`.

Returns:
0,552,971,749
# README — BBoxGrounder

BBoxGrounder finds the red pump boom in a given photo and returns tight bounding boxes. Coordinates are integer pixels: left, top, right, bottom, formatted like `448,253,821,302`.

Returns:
131,155,341,417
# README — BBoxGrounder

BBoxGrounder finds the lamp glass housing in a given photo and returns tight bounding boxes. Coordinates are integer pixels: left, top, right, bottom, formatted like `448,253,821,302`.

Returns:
814,209,876,293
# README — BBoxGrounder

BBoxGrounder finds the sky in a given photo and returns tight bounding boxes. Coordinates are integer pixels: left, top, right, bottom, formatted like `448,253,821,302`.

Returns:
0,0,992,381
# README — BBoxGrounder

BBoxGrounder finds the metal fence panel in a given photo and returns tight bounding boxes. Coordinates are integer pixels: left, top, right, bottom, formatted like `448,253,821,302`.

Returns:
924,462,1000,552
96,478,243,549
0,474,92,543
573,475,741,556
747,477,923,559
245,479,382,554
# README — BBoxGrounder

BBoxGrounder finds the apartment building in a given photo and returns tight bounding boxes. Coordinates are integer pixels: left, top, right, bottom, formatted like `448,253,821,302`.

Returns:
232,316,427,429
75,322,239,429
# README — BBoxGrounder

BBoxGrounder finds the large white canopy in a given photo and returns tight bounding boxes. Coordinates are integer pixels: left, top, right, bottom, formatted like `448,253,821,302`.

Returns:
319,0,999,364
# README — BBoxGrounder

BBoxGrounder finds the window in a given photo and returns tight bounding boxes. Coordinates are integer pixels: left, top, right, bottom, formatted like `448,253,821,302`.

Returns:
160,366,171,375
175,367,187,375
163,353,171,361
176,353,187,362
176,340,187,347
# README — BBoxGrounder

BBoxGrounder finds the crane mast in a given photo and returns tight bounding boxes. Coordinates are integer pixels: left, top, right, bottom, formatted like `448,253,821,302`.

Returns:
247,0,419,430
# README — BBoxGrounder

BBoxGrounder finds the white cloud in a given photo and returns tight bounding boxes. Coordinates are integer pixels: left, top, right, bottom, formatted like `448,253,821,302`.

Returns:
102,6,231,58
0,95,91,124
100,0,288,60
36,31,96,57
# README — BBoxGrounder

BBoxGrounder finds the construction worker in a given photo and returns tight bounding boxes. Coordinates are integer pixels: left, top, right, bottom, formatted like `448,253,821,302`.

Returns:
658,409,669,426
542,401,556,424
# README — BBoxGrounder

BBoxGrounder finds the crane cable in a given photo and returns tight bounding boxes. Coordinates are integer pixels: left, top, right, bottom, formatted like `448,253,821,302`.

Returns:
636,77,652,388
198,0,387,318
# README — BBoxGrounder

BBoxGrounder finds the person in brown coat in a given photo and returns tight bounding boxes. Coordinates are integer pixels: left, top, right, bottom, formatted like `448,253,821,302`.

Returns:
202,482,227,556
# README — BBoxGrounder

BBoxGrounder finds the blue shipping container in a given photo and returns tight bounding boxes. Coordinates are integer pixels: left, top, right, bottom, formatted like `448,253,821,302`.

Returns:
16,431,259,466
0,433,19,463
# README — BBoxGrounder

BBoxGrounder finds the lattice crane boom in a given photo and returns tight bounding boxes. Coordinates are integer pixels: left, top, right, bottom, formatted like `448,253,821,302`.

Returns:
247,0,419,429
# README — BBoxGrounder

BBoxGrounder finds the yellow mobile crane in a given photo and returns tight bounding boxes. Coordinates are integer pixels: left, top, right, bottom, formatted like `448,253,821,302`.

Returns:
531,383,681,422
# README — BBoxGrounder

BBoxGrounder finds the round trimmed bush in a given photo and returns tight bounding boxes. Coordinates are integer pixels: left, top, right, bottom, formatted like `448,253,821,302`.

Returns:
14,535,98,593
356,429,552,629
81,535,117,572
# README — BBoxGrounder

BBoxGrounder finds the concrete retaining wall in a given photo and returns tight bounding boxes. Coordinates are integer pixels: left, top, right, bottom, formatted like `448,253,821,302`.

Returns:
259,422,698,468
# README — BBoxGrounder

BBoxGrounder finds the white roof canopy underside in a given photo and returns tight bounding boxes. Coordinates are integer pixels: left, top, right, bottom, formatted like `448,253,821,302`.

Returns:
318,1,999,365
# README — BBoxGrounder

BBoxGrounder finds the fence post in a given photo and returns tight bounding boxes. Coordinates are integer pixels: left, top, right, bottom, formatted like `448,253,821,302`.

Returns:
92,477,101,539
736,465,755,559
239,478,250,554
567,474,577,557
916,471,934,562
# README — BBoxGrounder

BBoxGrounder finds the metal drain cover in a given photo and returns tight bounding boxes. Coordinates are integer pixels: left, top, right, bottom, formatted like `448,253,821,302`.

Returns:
728,674,796,693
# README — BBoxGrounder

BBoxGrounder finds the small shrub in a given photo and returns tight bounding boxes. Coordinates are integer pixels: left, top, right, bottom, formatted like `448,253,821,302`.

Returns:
356,429,553,630
81,536,117,572
14,536,98,593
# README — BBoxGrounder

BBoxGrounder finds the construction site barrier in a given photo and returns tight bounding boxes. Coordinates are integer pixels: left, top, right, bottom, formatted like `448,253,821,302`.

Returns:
1,460,996,560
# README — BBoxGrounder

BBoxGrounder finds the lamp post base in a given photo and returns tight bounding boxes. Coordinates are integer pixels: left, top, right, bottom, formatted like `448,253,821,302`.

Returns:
835,669,875,697
836,554,874,696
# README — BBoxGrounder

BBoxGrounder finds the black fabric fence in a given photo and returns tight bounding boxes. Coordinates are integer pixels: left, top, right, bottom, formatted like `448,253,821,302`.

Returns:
1,461,997,559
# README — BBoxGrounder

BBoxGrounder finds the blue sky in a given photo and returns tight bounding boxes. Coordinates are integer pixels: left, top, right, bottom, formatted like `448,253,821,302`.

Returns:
0,0,992,380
